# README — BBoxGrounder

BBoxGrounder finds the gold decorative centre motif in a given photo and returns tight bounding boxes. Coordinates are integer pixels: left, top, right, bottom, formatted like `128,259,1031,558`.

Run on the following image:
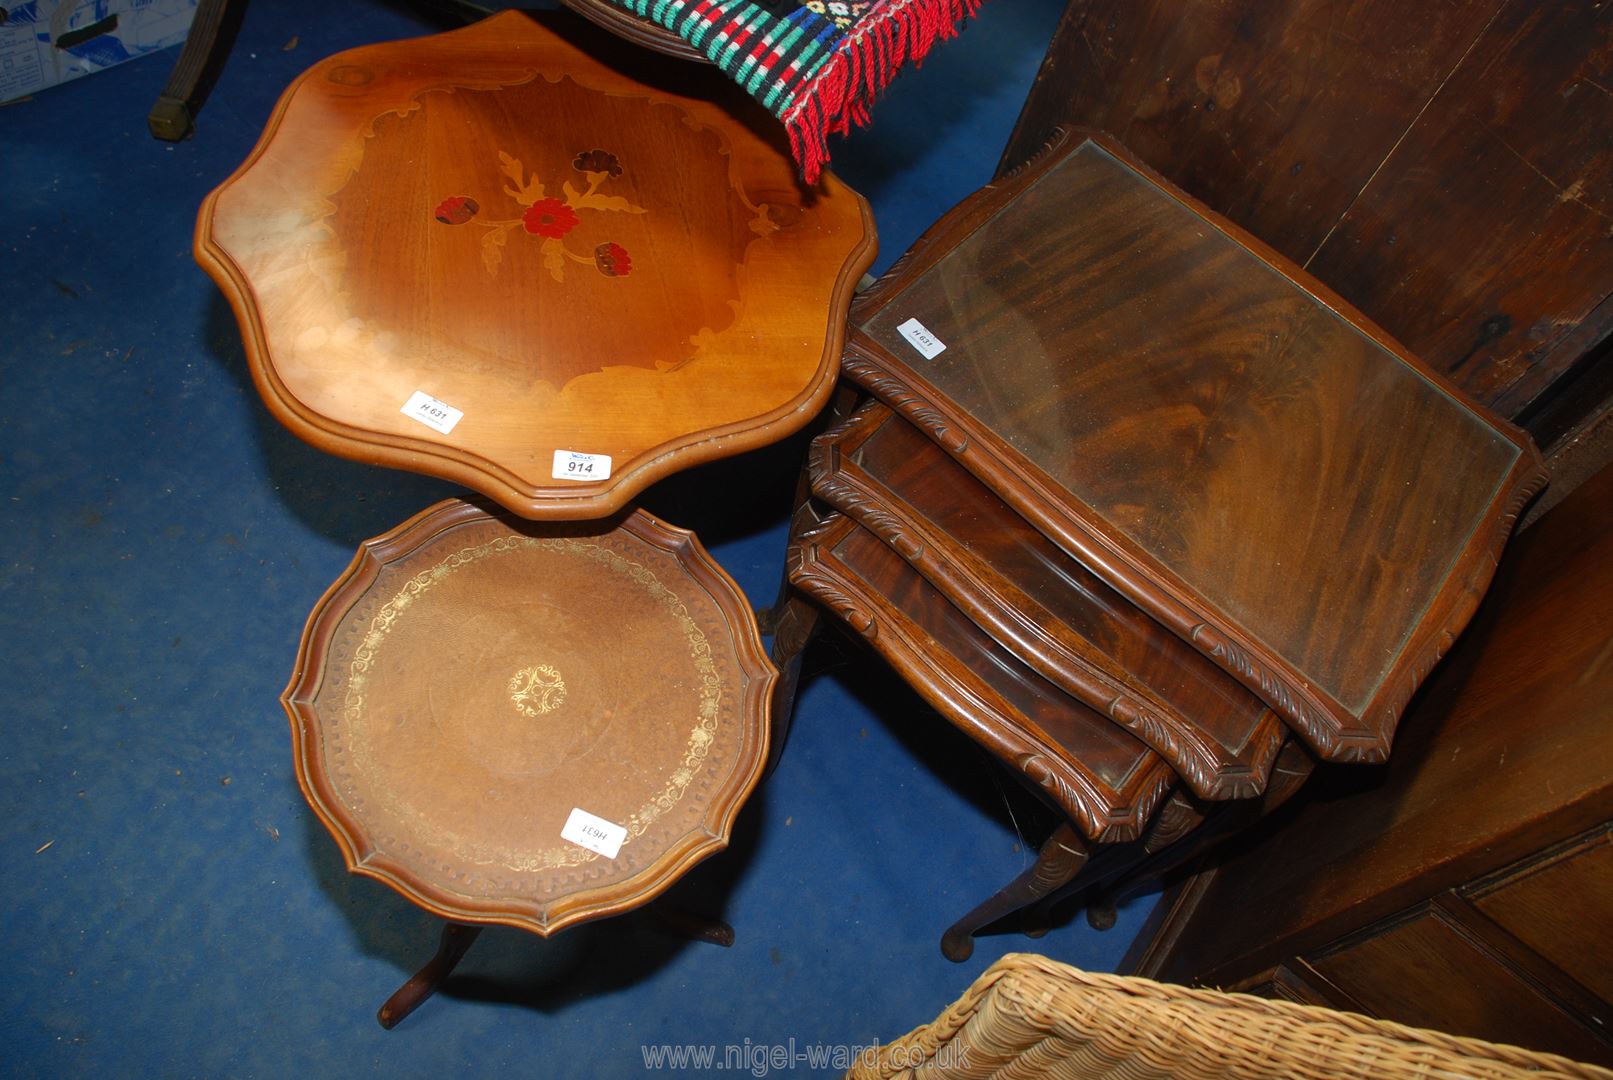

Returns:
343,534,724,872
508,664,566,717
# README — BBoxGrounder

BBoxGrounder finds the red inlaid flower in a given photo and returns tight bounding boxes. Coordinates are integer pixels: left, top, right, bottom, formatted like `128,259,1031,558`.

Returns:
594,242,632,278
433,195,479,225
573,149,623,178
522,198,580,238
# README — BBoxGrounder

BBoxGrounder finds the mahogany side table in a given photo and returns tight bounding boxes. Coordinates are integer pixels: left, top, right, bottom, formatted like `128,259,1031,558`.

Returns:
285,499,775,1025
837,128,1546,762
775,127,1547,959
810,400,1288,802
195,9,875,520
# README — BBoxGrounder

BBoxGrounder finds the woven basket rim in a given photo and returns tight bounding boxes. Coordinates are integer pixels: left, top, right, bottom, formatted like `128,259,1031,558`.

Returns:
850,952,1613,1080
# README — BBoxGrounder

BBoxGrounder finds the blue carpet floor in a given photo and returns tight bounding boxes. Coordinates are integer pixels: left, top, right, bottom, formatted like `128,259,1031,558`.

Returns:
1,2,1160,1075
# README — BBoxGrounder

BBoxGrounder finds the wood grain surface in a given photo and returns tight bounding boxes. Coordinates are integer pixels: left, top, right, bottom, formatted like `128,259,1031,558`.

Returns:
1128,459,1613,1011
283,499,776,935
845,129,1546,762
1303,0,1613,418
999,0,1613,424
197,10,874,519
810,400,1286,801
788,510,1176,843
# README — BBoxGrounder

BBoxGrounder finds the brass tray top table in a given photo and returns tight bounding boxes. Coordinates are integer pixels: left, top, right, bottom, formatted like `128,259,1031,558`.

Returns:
196,10,875,520
285,499,776,1025
841,128,1546,761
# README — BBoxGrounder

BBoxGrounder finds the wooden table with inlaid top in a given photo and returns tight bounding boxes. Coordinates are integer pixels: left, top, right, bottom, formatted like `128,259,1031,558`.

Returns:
286,499,775,1025
196,9,874,520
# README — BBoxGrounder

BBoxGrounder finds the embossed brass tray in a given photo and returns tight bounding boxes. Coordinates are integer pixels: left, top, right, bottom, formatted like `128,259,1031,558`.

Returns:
283,499,776,935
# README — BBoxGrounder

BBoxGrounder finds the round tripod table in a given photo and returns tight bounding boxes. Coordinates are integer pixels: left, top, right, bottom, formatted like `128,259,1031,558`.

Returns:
284,499,776,1025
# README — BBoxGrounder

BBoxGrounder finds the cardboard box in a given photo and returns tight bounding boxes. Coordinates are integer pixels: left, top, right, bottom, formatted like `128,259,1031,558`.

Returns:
1,0,199,104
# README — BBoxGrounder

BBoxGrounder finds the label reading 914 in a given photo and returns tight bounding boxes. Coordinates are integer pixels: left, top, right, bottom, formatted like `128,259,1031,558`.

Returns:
552,449,613,482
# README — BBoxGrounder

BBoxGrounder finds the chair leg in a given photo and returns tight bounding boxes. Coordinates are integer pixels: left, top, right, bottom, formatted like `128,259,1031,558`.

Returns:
147,0,247,141
377,922,483,1030
940,822,1088,962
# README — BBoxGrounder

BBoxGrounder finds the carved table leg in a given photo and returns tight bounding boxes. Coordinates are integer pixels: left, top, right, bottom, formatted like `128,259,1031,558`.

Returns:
756,381,863,634
1085,902,1119,930
765,587,819,776
1024,789,1206,937
940,822,1088,963
646,903,736,948
1085,741,1317,913
377,922,484,1030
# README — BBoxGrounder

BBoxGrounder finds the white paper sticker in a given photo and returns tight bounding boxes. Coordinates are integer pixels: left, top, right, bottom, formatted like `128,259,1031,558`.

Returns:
552,449,613,482
895,317,947,360
400,390,463,435
561,807,627,859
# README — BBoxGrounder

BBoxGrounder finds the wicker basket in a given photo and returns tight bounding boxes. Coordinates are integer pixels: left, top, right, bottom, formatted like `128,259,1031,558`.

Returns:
847,953,1613,1080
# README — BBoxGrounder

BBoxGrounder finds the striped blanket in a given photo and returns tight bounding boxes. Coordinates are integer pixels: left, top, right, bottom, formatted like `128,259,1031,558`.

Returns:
604,0,984,182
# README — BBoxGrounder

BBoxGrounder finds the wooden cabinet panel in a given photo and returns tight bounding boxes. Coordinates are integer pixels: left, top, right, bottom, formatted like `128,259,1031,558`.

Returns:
1308,908,1613,1065
1001,0,1613,422
1470,830,1613,1004
1305,0,1613,415
999,0,1500,264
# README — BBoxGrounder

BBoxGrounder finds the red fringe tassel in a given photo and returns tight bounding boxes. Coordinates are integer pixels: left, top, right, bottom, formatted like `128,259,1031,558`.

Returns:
785,0,986,184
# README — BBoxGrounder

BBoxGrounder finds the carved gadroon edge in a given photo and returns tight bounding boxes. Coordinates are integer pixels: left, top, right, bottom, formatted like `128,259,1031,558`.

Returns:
994,124,1074,184
789,515,1173,842
1363,460,1547,751
1186,622,1386,764
787,516,877,638
1141,792,1208,855
840,351,970,453
1492,465,1550,556
808,436,926,563
1104,693,1265,803
809,409,1276,802
1013,750,1171,845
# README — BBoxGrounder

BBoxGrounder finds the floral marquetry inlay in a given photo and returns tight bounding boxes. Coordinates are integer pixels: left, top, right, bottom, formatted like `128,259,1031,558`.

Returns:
327,76,758,389
197,10,874,519
433,147,646,281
